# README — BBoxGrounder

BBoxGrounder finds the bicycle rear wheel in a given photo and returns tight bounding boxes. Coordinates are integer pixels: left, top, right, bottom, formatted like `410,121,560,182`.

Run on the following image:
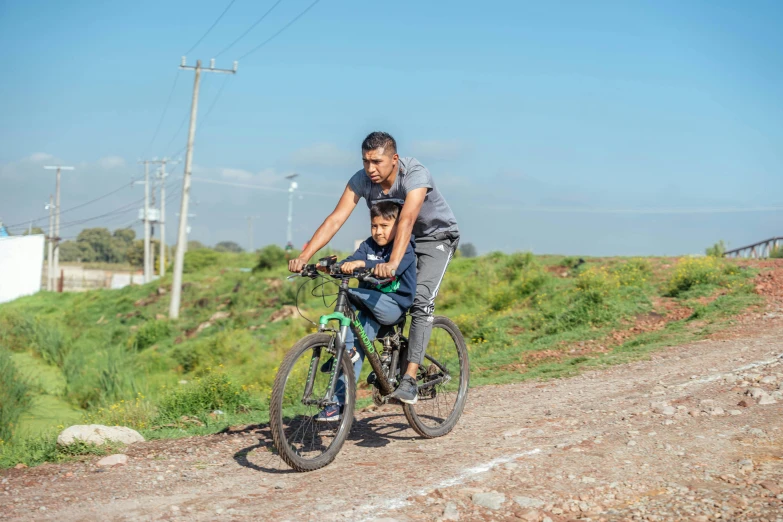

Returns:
270,333,356,471
403,316,469,438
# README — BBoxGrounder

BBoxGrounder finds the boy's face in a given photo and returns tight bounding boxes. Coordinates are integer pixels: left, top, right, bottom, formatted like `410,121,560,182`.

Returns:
371,215,397,246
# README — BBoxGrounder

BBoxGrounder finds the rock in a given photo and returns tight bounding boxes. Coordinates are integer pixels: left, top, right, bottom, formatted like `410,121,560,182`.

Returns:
96,454,128,467
737,399,751,408
442,502,459,521
542,518,553,522
514,496,544,509
728,410,742,416
472,491,506,510
710,407,725,416
171,506,180,512
157,286,167,295
723,374,739,384
746,388,767,399
627,440,637,446
760,481,782,495
14,463,27,469
699,399,717,412
748,428,766,437
760,375,777,385
57,425,144,447
758,395,777,405
210,311,230,322
744,373,762,382
519,510,540,522
738,459,754,472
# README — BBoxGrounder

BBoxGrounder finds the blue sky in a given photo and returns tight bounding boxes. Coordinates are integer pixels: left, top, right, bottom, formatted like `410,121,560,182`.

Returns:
1,0,781,255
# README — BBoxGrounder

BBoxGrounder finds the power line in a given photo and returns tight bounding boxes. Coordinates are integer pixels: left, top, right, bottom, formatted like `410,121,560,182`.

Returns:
215,0,285,58
145,73,181,155
5,179,140,229
183,0,238,56
238,0,322,60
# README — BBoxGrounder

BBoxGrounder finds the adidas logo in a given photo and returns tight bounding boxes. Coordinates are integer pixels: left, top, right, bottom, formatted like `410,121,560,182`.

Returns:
436,244,446,252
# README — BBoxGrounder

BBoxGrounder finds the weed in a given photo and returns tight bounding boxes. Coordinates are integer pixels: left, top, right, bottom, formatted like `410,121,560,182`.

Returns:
0,350,33,442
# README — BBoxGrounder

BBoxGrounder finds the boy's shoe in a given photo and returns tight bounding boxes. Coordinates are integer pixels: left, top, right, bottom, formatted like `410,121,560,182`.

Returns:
320,349,360,373
313,404,342,422
388,375,418,404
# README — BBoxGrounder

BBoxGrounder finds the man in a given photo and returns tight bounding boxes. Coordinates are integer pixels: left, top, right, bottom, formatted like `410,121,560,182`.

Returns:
288,131,460,403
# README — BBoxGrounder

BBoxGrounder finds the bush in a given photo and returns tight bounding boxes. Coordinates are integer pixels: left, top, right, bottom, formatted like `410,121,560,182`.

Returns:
255,245,287,271
770,245,783,259
155,369,255,423
705,240,726,258
129,320,171,351
183,249,220,274
0,351,33,443
666,257,736,297
0,311,70,367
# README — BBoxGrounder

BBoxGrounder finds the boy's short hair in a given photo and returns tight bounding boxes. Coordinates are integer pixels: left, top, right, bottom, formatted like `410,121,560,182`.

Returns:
370,200,401,221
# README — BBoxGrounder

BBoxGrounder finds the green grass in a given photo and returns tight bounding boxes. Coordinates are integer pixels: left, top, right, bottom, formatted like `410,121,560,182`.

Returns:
0,250,763,468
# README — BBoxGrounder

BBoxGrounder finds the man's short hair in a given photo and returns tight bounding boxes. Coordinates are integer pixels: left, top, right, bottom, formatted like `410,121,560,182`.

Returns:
362,131,397,155
370,200,401,221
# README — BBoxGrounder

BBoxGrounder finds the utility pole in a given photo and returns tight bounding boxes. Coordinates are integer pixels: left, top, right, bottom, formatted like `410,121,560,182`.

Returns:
46,195,54,291
44,165,74,292
139,160,152,283
159,165,167,277
285,174,299,246
170,57,237,319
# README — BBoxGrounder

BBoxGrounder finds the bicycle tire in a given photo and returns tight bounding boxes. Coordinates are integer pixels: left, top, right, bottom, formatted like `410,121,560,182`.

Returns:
270,333,356,471
403,316,470,438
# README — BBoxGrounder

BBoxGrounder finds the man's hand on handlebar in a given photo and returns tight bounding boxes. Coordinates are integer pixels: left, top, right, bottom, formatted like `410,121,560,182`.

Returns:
340,260,365,274
373,261,399,279
288,257,307,273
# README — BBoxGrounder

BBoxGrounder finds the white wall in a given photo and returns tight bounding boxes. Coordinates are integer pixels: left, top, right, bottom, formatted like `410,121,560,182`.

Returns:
0,235,45,304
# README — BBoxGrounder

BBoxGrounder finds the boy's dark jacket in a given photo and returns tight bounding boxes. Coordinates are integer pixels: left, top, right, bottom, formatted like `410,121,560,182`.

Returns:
343,237,417,310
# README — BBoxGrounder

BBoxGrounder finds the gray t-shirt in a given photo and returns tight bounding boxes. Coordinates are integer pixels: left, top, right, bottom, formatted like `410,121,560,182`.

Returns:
348,157,459,239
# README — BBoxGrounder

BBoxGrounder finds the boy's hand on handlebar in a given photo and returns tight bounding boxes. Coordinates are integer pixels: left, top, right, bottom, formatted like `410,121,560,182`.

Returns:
373,262,398,279
340,260,365,274
288,257,307,273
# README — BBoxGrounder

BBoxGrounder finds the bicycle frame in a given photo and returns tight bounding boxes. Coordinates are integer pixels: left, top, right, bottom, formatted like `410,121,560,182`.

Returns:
299,278,395,409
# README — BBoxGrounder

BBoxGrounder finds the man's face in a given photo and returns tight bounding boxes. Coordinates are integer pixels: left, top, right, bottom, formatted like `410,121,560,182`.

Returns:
371,215,398,246
362,147,398,184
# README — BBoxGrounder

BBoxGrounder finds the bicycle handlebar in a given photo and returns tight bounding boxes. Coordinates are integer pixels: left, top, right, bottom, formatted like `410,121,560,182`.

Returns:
299,263,395,286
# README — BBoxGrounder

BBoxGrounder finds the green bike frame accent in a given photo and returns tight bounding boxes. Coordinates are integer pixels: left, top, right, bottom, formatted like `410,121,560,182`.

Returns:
319,312,351,327
351,318,376,354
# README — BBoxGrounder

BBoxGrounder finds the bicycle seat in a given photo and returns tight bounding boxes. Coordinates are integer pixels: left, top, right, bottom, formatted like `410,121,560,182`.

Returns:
376,316,407,339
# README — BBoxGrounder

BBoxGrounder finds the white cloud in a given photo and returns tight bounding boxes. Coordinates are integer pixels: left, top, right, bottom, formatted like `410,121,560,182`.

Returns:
27,152,55,163
290,142,356,169
97,156,126,169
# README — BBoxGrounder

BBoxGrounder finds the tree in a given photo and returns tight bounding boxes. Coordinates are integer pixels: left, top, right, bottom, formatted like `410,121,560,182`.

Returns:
22,227,45,236
187,240,206,251
59,240,95,262
705,240,726,258
255,245,287,271
76,228,115,262
214,241,244,253
127,239,161,268
459,242,478,258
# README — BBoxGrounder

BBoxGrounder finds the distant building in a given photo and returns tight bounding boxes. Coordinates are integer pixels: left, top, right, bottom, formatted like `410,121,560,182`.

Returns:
0,234,45,303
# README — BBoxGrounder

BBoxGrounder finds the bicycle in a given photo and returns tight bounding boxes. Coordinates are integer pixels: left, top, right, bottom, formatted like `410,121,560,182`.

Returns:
269,256,470,472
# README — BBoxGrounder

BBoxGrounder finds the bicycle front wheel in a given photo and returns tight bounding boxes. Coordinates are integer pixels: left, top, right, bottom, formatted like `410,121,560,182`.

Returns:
269,333,356,471
403,316,469,438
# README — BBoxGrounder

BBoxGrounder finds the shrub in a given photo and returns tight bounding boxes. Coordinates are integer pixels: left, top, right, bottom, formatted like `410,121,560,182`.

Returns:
770,245,783,259
666,257,736,297
0,351,33,443
83,394,154,430
705,240,726,258
129,320,171,351
255,245,287,271
183,249,220,274
610,258,652,287
0,311,70,367
155,369,255,423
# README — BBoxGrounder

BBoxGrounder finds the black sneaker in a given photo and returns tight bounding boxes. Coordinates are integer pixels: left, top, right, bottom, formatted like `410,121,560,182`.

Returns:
388,375,418,404
320,349,360,373
313,404,342,422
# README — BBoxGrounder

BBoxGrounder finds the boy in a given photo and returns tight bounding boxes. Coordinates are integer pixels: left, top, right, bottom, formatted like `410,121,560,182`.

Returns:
315,200,417,422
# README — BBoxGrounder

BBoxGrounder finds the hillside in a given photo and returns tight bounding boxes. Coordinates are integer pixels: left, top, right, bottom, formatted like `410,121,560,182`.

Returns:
0,249,769,468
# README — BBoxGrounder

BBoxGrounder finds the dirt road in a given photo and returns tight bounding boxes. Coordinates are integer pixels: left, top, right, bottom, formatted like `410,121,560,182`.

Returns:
3,317,783,521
